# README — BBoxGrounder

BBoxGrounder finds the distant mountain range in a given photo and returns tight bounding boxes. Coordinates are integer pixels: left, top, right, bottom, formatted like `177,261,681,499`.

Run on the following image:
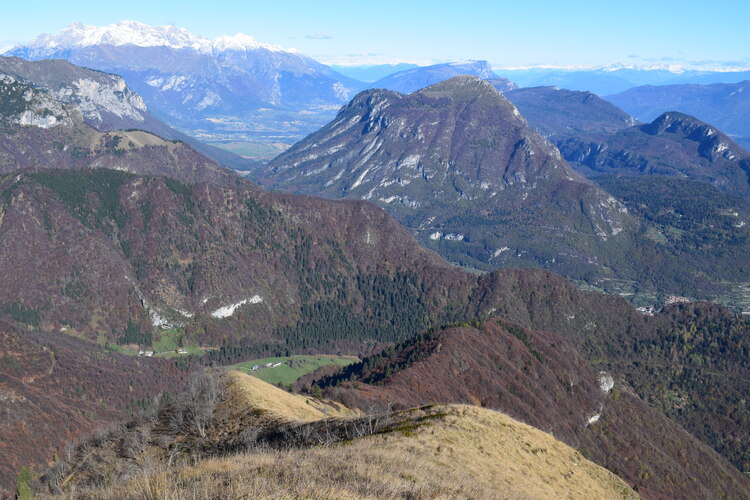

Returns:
494,66,750,95
370,60,516,94
331,63,420,82
606,81,750,149
5,21,366,145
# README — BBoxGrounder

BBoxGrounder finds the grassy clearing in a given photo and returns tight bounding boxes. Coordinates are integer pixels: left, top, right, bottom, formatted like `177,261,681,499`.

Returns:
227,355,358,386
104,344,140,356
152,327,184,352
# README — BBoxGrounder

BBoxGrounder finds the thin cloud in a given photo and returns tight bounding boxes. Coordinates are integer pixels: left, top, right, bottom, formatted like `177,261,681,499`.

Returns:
305,33,332,40
317,53,431,67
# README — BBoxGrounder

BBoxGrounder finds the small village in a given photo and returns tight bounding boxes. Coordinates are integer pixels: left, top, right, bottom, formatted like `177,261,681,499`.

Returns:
138,348,189,357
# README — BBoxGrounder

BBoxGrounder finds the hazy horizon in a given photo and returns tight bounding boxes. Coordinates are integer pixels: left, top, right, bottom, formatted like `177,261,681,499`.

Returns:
1,0,748,71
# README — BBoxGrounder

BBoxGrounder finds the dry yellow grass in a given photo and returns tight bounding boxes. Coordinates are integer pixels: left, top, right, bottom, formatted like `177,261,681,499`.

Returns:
221,370,357,422
53,404,638,500
110,130,171,149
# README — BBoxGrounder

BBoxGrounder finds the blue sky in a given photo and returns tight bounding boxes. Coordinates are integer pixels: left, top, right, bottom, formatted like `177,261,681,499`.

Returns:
2,0,749,69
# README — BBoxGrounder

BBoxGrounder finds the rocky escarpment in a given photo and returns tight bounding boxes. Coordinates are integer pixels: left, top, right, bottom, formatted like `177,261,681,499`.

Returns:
0,56,148,131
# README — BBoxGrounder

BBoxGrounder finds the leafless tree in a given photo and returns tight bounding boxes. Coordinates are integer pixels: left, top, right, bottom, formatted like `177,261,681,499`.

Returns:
168,371,221,438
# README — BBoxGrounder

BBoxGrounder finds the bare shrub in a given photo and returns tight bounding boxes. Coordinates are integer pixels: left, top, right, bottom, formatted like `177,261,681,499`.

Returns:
167,371,220,438
119,427,150,459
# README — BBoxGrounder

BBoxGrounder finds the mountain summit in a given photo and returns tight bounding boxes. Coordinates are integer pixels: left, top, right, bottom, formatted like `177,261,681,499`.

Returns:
258,75,633,273
372,60,517,94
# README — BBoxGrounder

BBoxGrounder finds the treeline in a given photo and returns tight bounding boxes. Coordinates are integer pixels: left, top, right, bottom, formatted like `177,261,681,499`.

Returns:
29,169,132,231
316,321,483,389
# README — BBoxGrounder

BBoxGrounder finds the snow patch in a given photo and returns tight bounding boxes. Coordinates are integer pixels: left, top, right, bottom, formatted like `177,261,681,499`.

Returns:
351,166,372,189
324,169,346,187
196,91,220,110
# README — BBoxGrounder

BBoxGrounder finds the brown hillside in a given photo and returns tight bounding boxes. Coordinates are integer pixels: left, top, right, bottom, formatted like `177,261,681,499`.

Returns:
0,323,187,497
35,371,637,500
321,319,750,500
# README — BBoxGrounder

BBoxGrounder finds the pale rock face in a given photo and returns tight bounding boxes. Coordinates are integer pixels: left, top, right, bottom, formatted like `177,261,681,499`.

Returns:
61,78,147,123
586,413,601,426
598,372,615,393
210,296,263,319
1,66,149,130
1,75,71,129
332,82,349,101
16,110,59,128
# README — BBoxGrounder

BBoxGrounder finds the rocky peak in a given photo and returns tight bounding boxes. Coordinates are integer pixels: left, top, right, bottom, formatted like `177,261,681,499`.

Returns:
0,56,147,129
257,75,632,273
641,111,706,136
417,75,508,103
371,60,516,95
641,111,744,161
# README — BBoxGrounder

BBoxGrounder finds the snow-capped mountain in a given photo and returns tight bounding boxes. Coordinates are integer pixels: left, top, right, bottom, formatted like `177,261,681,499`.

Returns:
6,21,366,144
14,20,288,57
